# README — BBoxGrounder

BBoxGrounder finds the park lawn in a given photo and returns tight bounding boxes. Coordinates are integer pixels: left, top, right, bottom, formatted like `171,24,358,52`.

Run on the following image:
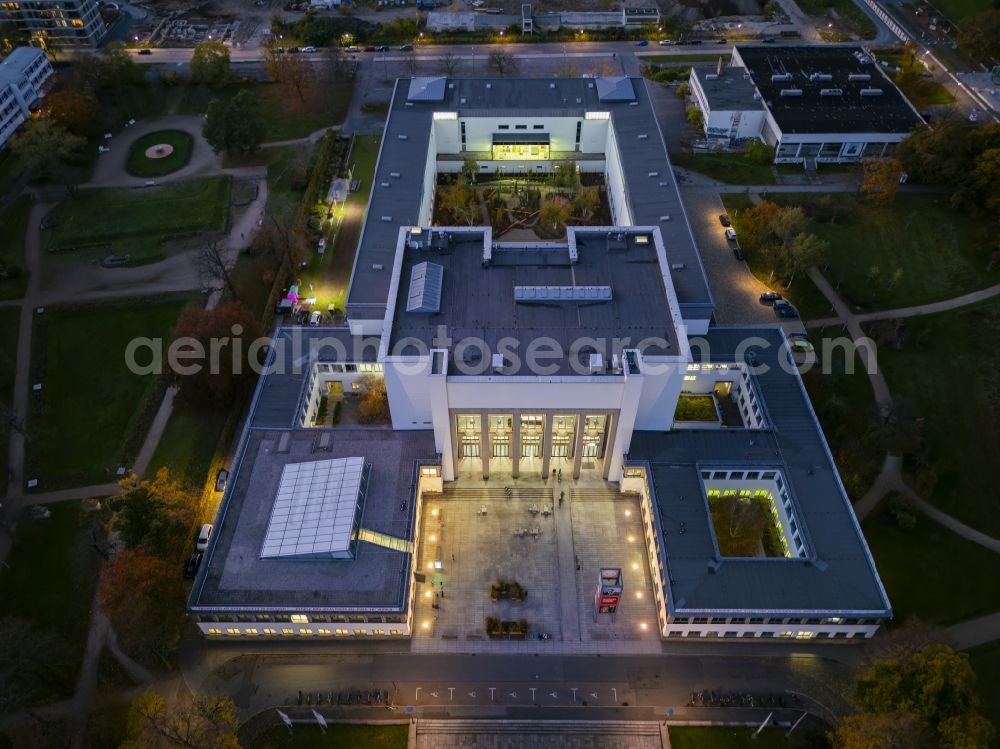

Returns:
969,642,1000,739
862,497,1000,624
246,723,408,749
796,0,877,37
670,151,777,185
126,129,194,177
763,192,998,311
874,298,1000,536
802,342,884,502
147,401,229,491
26,296,196,488
721,194,832,321
0,194,31,300
175,81,352,142
0,308,19,497
668,727,796,748
0,501,102,696
44,176,231,263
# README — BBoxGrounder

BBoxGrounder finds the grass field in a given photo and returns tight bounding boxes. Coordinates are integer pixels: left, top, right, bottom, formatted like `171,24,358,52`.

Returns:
0,501,101,699
640,54,733,64
246,724,408,749
875,298,1000,537
969,642,1000,738
26,296,196,488
756,193,998,311
44,176,231,263
147,401,228,490
0,308,19,497
675,394,718,422
0,195,31,300
125,129,194,177
863,496,1000,624
175,80,353,141
668,727,799,748
796,0,877,37
670,152,777,185
928,0,993,22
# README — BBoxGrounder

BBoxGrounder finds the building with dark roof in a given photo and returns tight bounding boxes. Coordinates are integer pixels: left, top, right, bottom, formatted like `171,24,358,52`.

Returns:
690,46,923,162
189,77,890,642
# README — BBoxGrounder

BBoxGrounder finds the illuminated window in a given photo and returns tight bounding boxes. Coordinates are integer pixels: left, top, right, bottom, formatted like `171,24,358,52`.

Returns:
585,111,610,120
291,614,309,624
226,628,240,635
208,628,222,635
335,628,350,635
245,628,258,636
298,628,313,636
420,466,440,478
282,628,294,635
317,628,332,635
263,628,277,635
491,135,550,161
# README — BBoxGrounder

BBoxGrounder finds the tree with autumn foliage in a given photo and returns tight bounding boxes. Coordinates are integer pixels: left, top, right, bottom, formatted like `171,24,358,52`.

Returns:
98,548,187,668
121,691,241,749
862,157,904,204
538,195,572,236
708,495,770,556
109,469,198,556
168,302,265,410
42,88,99,137
358,374,389,424
734,200,826,285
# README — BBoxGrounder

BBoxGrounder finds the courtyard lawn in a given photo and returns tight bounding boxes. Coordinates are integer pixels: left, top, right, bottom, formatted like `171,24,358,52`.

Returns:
862,495,1000,624
0,194,31,300
26,295,196,488
969,642,1000,736
874,298,1000,537
0,308,19,496
125,129,194,178
759,193,998,311
44,176,231,264
147,401,229,491
669,152,777,185
802,341,884,502
668,727,798,748
721,194,833,321
245,723,408,749
674,394,718,422
0,501,102,698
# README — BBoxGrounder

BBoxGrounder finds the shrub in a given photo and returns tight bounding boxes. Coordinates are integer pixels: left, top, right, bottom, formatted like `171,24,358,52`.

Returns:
743,140,775,165
887,492,918,531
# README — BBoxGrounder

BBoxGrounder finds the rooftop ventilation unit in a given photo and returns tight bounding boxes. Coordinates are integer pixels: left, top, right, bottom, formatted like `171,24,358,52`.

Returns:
671,263,685,271
406,261,444,313
705,73,718,80
398,134,408,140
491,353,505,373
820,88,843,96
390,171,401,178
549,83,556,89
514,286,613,304
589,353,604,374
771,73,792,82
848,73,871,82
809,73,833,82
485,83,492,89
779,88,803,97
860,88,884,96
638,133,648,140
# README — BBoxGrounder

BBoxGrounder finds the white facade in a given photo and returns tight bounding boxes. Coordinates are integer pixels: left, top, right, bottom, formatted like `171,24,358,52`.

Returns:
0,47,53,149
688,70,766,146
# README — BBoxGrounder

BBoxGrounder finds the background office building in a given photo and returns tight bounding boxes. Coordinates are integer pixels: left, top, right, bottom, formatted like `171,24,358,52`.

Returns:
689,45,923,163
0,0,106,49
0,46,51,149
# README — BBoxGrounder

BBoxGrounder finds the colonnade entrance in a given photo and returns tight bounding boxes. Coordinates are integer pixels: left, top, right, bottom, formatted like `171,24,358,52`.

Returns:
452,410,616,481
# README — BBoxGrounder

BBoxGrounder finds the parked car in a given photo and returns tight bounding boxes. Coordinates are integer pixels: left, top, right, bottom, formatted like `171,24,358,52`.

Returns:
196,524,214,552
775,305,799,319
184,552,203,579
790,337,814,352
347,46,360,53
732,246,745,261
718,213,731,227
636,40,649,46
773,299,791,309
724,227,737,241
302,46,317,53
309,310,321,326
688,39,704,44
137,48,152,55
288,46,301,53
215,469,229,493
364,45,376,52
762,36,776,43
759,291,782,304
658,39,673,45
376,44,390,51
399,43,413,51
717,37,727,43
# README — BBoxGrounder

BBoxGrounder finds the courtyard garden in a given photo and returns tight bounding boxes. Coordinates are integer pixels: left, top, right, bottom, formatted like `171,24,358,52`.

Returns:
26,295,198,488
862,492,1000,625
674,394,719,422
708,494,785,558
432,161,611,241
125,129,194,178
43,175,231,265
0,195,31,300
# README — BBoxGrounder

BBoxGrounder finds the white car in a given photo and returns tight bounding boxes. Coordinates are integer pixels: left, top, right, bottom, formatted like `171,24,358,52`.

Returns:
302,45,317,52
196,524,214,552
658,39,673,45
725,228,737,241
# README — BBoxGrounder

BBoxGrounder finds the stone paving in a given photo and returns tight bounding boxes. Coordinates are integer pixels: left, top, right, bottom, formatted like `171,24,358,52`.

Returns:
412,470,660,654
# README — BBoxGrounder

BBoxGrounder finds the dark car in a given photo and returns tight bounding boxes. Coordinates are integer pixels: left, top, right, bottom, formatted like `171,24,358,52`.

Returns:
689,39,704,44
376,44,390,51
776,305,800,319
636,40,649,46
732,247,745,261
759,291,782,304
138,48,152,55
399,43,414,51
718,213,731,227
364,45,376,51
288,46,301,53
762,36,776,43
717,37,727,43
215,468,230,493
184,552,203,579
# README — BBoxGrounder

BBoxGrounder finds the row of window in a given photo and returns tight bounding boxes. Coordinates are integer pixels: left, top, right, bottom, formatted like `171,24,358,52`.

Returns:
667,630,867,639
496,124,547,131
207,627,403,636
198,614,406,624
673,616,869,625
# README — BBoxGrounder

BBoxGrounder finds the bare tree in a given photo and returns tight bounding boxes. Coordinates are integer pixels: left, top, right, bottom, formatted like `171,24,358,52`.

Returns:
264,47,315,104
404,51,418,75
320,44,350,82
195,240,238,300
439,51,460,76
252,216,308,276
488,50,518,77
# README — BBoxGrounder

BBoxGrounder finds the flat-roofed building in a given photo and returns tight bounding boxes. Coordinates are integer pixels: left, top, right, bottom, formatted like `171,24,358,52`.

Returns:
0,46,52,149
0,0,106,49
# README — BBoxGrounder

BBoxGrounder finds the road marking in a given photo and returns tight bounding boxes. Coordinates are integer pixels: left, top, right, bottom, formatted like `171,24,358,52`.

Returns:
549,691,559,699
489,687,496,701
415,687,421,702
590,692,599,700
530,687,537,701
430,691,439,698
448,687,454,701
468,691,476,698
509,691,517,698
571,687,578,701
